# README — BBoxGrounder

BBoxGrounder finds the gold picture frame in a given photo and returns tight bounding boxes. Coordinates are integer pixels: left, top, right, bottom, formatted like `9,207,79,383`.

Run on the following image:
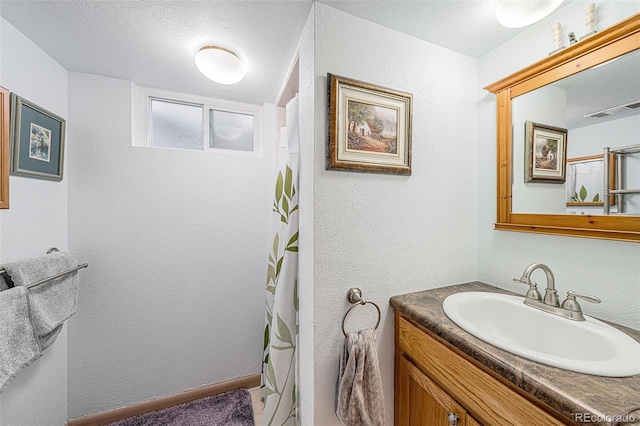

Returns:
327,74,412,175
0,86,9,209
524,121,567,183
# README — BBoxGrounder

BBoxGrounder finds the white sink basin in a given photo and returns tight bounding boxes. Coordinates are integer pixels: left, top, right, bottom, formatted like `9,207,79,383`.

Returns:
442,292,640,377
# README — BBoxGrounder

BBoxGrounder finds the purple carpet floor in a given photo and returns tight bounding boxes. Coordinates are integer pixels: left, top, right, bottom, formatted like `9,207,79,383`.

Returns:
107,388,255,426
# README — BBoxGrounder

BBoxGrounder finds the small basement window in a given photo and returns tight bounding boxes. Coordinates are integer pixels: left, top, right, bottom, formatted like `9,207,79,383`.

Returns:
151,99,203,150
134,86,262,155
209,109,254,152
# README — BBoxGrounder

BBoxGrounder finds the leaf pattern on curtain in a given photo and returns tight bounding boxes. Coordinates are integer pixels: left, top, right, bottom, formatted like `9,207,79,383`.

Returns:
262,123,299,426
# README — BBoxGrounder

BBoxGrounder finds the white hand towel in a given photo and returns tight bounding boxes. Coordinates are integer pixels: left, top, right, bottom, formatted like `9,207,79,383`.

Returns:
0,286,42,393
336,328,385,426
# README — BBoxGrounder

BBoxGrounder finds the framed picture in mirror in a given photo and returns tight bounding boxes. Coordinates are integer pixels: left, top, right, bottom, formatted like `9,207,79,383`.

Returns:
524,121,567,183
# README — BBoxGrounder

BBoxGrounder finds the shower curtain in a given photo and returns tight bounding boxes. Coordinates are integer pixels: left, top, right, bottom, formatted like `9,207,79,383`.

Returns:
567,161,605,203
262,96,299,426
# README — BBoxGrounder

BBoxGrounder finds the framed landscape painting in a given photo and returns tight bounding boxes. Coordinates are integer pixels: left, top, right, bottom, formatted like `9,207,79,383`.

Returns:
327,74,412,175
524,121,567,183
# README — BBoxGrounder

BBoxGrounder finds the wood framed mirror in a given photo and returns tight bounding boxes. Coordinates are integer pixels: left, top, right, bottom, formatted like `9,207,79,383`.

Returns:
485,13,640,242
0,86,9,209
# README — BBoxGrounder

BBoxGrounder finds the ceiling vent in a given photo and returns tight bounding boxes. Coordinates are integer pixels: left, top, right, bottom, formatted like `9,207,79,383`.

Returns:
585,100,640,119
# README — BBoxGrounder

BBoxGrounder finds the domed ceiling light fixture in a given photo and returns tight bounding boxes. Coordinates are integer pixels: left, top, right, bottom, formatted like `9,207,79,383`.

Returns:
496,0,564,28
195,46,246,85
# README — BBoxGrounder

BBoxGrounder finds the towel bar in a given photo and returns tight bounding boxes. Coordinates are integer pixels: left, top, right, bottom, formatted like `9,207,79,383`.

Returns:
24,263,89,289
341,288,381,336
0,248,88,290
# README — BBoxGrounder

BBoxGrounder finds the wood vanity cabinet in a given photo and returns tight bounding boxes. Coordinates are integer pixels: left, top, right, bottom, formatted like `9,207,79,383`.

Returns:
394,313,570,426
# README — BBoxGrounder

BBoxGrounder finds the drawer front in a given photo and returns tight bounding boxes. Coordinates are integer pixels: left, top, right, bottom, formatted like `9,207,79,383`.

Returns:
398,316,568,426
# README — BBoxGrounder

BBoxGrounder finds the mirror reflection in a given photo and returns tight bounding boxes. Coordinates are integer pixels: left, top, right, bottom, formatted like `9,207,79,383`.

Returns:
512,47,640,215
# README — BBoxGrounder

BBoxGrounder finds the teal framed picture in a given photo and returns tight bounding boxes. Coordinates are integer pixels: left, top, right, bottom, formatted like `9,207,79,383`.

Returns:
11,94,65,181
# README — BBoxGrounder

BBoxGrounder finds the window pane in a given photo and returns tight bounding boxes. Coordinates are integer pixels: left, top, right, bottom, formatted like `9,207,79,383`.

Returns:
151,99,203,150
209,109,254,152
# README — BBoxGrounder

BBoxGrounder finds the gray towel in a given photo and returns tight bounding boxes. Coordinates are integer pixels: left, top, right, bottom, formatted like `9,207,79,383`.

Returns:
336,328,385,426
0,270,13,291
1,250,79,344
0,286,42,393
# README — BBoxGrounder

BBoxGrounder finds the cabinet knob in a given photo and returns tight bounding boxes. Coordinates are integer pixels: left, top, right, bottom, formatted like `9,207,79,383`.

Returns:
447,412,460,426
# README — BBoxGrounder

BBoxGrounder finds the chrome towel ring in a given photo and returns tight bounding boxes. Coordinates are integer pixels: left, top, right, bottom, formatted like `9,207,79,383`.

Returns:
341,287,381,336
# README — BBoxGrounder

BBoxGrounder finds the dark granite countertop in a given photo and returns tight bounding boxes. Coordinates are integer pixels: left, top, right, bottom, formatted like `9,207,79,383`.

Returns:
390,282,640,426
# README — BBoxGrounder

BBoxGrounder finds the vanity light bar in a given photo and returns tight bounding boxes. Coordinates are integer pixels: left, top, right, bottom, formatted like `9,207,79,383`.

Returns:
584,100,640,118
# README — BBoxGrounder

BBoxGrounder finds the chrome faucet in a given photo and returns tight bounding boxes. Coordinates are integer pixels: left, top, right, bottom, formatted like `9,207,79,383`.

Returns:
514,263,559,306
513,263,601,321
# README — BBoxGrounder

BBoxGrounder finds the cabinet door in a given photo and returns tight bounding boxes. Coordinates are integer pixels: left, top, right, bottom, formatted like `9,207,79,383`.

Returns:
466,416,482,426
397,356,468,426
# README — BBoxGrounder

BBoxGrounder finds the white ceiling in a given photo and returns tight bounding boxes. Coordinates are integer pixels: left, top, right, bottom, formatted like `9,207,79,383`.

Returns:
320,0,531,58
0,0,314,105
0,0,560,105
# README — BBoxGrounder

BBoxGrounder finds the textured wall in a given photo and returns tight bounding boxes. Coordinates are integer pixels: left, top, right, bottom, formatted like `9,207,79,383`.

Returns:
296,6,316,425
312,4,479,424
477,1,640,329
0,18,69,426
66,74,277,418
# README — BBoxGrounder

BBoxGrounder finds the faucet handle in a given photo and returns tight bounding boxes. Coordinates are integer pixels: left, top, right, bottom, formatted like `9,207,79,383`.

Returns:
561,290,601,312
513,277,542,301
